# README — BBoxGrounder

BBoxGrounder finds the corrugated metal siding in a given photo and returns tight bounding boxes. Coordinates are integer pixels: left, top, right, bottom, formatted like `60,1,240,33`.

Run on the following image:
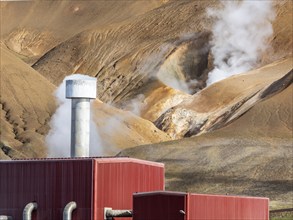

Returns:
187,193,269,220
0,159,93,220
93,158,165,220
133,191,186,220
0,158,164,220
132,191,269,220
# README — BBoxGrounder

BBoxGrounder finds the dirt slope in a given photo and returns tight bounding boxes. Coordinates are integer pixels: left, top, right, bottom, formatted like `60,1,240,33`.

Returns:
119,84,293,209
0,1,164,65
217,84,292,139
0,43,56,158
92,100,171,155
155,58,293,138
267,1,293,63
29,0,292,105
0,45,172,159
32,1,214,104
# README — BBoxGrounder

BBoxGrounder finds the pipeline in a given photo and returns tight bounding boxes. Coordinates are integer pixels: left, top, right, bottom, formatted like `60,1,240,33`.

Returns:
63,201,77,220
23,202,37,220
104,208,133,220
0,216,12,220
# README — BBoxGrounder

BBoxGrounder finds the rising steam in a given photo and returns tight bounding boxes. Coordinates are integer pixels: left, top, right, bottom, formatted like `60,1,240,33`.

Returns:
207,0,275,85
46,74,103,157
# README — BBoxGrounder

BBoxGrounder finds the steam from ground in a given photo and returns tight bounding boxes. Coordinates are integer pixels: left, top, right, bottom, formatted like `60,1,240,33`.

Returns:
120,94,146,116
207,0,275,86
157,63,192,94
46,74,103,157
156,33,207,94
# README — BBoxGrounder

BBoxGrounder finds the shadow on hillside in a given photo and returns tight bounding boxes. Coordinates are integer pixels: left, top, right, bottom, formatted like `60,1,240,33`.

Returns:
165,170,293,199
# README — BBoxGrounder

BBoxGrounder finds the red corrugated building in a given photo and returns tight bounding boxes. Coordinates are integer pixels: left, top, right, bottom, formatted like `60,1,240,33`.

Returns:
0,157,164,220
133,191,269,220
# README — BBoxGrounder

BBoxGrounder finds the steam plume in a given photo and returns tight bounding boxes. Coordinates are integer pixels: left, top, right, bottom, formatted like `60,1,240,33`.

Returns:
207,0,275,85
121,94,146,116
46,74,103,157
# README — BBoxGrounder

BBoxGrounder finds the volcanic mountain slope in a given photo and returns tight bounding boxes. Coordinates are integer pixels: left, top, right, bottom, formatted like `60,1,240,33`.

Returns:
0,44,171,159
0,1,292,148
135,81,192,122
269,0,293,63
0,0,292,209
155,58,293,139
1,0,292,108
27,0,293,105
119,82,293,210
0,43,172,159
32,0,215,103
91,100,171,155
0,1,164,65
0,43,56,159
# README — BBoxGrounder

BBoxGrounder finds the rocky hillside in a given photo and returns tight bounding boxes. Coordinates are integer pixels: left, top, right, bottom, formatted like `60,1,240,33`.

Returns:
0,0,292,210
155,58,292,139
0,43,56,159
1,1,163,65
119,83,293,210
0,45,171,158
2,1,291,104
91,100,171,155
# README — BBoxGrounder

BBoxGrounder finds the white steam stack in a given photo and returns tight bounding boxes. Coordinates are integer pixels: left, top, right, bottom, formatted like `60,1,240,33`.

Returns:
66,78,97,157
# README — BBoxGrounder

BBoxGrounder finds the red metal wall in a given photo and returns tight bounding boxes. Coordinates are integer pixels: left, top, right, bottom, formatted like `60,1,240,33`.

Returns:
0,158,165,220
187,193,269,220
133,191,186,220
0,158,93,220
93,158,165,220
132,191,269,220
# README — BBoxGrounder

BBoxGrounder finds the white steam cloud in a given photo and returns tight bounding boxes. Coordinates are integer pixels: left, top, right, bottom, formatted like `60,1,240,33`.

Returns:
207,0,275,85
121,94,146,116
46,74,103,157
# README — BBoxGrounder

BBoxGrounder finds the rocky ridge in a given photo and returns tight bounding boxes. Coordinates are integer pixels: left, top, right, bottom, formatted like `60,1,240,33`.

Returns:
155,58,293,138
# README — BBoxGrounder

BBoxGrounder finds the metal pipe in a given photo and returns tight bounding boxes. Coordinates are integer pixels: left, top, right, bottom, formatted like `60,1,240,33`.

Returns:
63,201,77,220
22,202,37,220
104,208,133,220
70,98,90,157
66,78,97,157
0,216,12,220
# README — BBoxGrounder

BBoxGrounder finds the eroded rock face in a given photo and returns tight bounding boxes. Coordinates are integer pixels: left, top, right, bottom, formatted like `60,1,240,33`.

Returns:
139,83,192,122
119,82,293,209
0,1,164,65
157,32,210,94
4,0,291,108
3,28,57,65
32,1,214,104
155,58,293,139
28,0,291,105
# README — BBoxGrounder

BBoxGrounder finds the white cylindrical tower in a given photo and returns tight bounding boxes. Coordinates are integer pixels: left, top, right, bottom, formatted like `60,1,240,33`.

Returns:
66,78,97,157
